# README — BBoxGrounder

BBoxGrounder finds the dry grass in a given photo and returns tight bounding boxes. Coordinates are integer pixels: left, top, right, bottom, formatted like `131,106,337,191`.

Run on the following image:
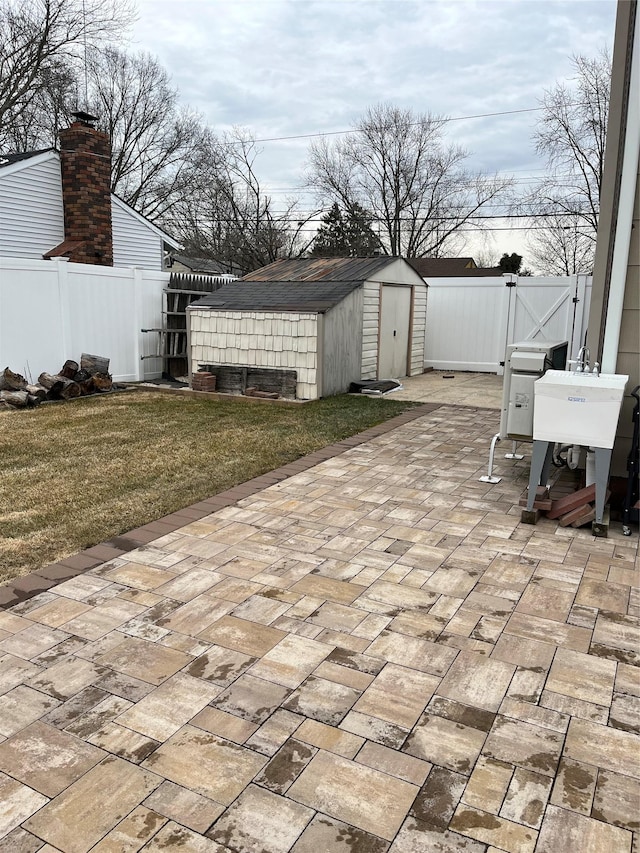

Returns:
0,390,418,583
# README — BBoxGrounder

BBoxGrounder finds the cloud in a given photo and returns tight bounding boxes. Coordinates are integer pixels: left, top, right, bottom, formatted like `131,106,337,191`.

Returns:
130,0,616,251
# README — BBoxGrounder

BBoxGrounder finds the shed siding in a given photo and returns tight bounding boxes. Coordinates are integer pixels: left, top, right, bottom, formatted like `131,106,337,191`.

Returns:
361,275,427,379
0,157,65,258
189,309,319,399
361,280,381,379
411,282,428,375
111,201,163,269
321,287,363,396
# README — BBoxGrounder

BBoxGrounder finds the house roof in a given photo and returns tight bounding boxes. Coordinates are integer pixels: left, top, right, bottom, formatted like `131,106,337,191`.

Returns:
190,280,363,313
43,239,86,259
0,149,55,167
407,257,502,277
242,257,399,282
169,253,227,275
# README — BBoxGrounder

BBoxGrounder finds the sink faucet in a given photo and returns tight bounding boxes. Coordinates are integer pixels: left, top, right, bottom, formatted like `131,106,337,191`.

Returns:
575,346,590,373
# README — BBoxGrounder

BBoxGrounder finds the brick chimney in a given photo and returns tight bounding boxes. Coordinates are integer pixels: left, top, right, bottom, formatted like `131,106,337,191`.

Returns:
48,112,113,265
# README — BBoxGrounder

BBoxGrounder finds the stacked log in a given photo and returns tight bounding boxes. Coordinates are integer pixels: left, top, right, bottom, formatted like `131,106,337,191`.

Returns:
0,354,113,410
0,368,39,408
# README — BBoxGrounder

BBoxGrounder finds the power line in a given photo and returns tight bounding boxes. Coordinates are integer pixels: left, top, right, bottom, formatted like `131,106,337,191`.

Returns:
221,104,564,147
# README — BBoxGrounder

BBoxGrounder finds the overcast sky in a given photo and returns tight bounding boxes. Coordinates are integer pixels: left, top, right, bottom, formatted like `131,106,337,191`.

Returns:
130,0,616,262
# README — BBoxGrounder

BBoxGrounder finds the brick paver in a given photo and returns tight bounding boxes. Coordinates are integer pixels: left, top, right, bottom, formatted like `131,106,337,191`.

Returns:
0,404,637,852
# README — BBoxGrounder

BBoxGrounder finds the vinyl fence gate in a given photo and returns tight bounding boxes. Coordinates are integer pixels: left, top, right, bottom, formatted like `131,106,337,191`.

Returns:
423,274,592,374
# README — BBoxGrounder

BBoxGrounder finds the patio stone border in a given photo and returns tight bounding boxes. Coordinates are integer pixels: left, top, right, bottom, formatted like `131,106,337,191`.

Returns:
0,402,443,610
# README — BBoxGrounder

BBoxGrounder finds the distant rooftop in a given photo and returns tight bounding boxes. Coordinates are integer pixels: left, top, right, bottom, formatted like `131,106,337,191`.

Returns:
407,257,503,277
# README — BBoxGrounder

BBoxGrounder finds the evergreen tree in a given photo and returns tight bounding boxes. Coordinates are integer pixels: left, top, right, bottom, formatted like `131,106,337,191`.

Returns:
498,252,523,273
311,203,379,257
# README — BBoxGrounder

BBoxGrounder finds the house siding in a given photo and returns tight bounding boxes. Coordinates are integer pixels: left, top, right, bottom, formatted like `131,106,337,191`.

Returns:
613,163,640,474
0,156,65,258
0,153,172,270
111,200,164,269
587,1,639,478
189,309,319,399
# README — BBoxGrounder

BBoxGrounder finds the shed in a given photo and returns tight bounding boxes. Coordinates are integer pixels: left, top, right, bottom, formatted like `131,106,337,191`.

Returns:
187,256,427,399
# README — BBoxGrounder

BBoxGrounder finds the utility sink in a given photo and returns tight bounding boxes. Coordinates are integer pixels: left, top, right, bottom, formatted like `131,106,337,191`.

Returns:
533,370,629,448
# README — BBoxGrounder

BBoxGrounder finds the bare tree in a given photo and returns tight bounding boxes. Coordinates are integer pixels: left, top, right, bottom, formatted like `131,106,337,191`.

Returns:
307,103,512,258
84,48,207,221
0,0,133,147
527,51,610,270
528,211,595,275
170,129,316,275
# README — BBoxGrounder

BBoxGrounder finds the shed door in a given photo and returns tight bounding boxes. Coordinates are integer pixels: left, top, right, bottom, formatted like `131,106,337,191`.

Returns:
378,285,411,378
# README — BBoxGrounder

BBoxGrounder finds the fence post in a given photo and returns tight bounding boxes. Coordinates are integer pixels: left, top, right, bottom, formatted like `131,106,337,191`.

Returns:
498,273,517,374
132,267,144,381
571,274,588,360
54,257,70,368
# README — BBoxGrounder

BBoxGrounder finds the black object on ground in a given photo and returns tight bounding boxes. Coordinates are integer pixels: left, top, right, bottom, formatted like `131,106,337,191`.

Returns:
349,379,402,394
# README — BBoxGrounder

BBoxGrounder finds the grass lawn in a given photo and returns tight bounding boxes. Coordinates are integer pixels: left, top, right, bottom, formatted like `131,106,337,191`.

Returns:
0,390,419,583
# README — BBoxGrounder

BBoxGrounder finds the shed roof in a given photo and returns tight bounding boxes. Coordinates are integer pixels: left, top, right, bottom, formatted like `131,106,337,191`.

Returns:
242,257,398,282
190,280,362,313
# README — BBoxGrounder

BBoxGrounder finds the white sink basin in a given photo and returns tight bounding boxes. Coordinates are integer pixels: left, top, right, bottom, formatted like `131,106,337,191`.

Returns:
533,370,629,448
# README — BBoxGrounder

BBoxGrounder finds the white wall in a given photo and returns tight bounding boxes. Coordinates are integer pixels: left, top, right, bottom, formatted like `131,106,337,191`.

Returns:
424,274,592,373
0,153,65,260
0,257,168,382
111,198,164,269
0,154,170,270
189,309,319,399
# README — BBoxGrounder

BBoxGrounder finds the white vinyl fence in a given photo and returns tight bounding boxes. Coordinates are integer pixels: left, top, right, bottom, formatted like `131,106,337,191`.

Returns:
424,274,592,374
0,257,168,382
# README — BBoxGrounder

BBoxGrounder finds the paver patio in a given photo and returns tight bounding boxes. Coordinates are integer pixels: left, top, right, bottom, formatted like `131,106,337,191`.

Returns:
0,403,638,852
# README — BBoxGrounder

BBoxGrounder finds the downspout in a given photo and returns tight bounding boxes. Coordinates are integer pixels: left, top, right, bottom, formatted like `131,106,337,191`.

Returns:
601,7,639,372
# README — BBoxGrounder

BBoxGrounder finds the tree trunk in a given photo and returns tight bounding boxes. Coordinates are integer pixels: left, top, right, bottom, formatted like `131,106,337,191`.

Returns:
59,360,79,379
38,373,81,399
0,367,27,391
73,369,95,395
0,390,30,408
81,354,110,375
25,384,47,402
92,372,113,392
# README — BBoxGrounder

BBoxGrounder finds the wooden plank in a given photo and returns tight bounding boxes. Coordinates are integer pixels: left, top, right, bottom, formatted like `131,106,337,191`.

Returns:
570,507,596,528
547,484,597,519
558,504,593,527
518,497,553,511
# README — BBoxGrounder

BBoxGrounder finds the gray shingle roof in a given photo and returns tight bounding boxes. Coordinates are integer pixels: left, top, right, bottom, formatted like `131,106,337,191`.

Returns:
189,280,363,313
0,149,55,167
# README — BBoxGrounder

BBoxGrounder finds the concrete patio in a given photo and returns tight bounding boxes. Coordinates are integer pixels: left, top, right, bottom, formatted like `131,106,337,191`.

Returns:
0,400,638,852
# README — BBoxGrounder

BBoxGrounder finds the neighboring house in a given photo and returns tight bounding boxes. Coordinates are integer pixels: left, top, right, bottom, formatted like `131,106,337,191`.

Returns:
587,0,639,477
0,116,181,270
188,256,427,400
407,257,503,277
165,253,237,277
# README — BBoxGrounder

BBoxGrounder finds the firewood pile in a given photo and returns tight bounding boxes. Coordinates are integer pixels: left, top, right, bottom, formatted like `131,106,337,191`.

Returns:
519,483,606,528
0,354,113,410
